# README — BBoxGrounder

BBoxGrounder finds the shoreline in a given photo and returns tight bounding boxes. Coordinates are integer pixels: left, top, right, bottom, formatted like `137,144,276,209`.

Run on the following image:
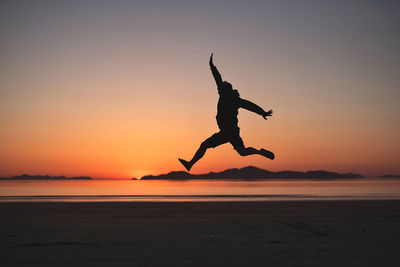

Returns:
1,196,400,202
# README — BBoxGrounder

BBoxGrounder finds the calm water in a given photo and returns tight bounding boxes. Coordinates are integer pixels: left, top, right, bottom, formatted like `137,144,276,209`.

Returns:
1,179,400,202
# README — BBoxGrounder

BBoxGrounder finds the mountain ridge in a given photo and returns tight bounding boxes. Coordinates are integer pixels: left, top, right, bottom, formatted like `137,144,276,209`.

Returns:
136,166,364,180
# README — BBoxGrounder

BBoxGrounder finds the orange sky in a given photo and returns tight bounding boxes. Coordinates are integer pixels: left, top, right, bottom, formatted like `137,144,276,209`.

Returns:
0,1,399,178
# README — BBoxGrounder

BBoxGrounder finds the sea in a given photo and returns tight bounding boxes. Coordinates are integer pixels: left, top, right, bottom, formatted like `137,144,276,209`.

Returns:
1,178,400,202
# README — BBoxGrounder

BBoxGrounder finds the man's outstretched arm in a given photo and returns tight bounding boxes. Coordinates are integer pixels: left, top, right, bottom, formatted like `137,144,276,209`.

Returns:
239,98,273,120
209,53,223,88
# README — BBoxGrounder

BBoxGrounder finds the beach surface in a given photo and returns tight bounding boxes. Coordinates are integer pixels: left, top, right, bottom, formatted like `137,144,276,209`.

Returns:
1,200,399,266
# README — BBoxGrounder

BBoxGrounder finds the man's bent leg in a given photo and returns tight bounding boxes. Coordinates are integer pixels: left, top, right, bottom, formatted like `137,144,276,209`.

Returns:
231,134,274,160
235,146,275,160
236,146,259,156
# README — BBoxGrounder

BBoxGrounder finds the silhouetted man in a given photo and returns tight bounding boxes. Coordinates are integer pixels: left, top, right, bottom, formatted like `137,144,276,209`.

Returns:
179,53,275,171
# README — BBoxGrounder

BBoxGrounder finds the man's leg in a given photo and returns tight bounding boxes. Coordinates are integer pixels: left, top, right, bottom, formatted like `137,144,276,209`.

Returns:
179,132,228,171
236,147,274,160
231,134,275,160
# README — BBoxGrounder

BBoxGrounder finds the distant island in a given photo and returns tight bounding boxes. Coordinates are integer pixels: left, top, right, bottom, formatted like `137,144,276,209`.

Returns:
0,174,92,180
135,166,364,180
3,169,398,181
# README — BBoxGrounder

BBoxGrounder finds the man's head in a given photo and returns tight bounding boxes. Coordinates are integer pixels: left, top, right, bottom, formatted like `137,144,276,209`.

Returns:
223,81,233,90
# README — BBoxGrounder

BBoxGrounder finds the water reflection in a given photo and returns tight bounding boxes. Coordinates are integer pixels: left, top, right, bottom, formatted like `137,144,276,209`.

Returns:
0,179,399,202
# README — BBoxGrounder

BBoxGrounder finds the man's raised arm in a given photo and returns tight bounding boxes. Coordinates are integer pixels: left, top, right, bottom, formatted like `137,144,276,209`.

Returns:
239,98,273,120
209,53,223,88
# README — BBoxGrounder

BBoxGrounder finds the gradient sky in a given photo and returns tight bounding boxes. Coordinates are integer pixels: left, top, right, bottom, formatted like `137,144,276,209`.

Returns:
1,0,399,178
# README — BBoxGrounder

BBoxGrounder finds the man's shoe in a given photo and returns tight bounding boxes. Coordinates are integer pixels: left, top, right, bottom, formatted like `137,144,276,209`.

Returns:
178,158,192,172
260,149,275,160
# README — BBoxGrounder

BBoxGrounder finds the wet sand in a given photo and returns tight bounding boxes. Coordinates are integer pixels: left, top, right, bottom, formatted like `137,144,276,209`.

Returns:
1,200,399,266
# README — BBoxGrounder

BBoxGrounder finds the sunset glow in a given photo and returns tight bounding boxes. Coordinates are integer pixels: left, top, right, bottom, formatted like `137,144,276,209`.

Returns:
1,1,399,178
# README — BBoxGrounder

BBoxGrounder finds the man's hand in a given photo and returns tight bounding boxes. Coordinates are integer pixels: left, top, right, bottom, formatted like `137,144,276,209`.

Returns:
262,109,273,120
209,53,214,66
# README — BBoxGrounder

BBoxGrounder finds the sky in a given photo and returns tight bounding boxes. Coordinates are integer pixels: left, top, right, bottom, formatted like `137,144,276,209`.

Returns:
0,0,399,178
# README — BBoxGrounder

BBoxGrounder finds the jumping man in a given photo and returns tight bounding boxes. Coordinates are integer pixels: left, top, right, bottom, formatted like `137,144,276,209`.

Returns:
179,53,275,171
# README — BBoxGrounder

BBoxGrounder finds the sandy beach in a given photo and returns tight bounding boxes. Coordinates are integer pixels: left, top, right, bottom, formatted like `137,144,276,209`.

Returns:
1,200,399,266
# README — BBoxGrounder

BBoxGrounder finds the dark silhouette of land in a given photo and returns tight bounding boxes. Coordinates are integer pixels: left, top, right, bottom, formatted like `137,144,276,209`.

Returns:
0,174,92,180
136,166,363,180
179,54,274,172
